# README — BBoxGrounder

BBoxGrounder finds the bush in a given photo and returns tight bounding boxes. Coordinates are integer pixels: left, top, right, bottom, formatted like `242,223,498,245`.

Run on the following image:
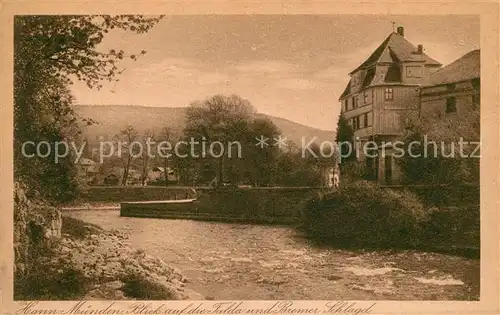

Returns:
421,206,480,252
121,273,174,300
61,215,102,239
14,245,91,300
301,180,428,249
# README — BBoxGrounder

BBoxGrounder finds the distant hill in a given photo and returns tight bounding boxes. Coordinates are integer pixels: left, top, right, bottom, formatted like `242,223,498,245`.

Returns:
74,105,335,146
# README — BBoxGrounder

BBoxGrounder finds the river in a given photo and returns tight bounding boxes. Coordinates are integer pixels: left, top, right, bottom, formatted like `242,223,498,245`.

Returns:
66,210,479,300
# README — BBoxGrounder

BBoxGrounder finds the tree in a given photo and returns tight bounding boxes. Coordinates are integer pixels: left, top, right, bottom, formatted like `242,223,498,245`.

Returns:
303,142,338,188
397,107,480,185
115,125,139,186
158,127,172,187
243,118,282,186
335,114,355,162
14,15,162,201
138,130,155,186
184,94,256,187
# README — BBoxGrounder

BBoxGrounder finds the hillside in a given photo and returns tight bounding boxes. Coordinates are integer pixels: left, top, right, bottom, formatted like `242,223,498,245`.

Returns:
74,105,335,147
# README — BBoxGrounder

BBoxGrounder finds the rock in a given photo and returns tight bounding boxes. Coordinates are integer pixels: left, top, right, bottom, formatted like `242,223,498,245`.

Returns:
256,276,287,285
327,275,342,281
14,182,63,275
349,284,375,292
104,280,123,290
230,257,252,263
184,289,206,300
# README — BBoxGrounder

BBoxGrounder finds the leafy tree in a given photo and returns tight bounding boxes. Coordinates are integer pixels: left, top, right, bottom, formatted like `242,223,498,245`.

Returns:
228,117,282,186
397,107,480,185
335,114,355,162
303,142,338,188
184,94,256,186
14,15,162,201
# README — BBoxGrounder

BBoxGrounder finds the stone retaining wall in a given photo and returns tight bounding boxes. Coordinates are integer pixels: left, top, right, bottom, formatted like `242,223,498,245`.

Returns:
82,186,322,224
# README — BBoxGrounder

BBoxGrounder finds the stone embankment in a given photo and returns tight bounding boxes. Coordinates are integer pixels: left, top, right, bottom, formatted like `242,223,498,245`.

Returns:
57,226,204,300
14,181,203,300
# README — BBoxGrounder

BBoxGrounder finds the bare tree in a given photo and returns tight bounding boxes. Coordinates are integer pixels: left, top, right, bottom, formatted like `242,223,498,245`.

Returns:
115,125,139,186
139,130,155,186
158,127,171,187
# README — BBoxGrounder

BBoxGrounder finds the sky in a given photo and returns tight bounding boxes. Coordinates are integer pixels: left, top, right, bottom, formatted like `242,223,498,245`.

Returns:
71,15,480,131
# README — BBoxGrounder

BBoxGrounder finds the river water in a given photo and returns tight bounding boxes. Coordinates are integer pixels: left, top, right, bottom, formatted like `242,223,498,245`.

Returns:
67,210,479,300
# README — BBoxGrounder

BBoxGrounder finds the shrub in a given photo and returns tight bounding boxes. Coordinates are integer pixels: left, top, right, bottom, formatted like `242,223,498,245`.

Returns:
420,206,480,252
14,247,91,300
301,180,428,249
61,215,102,239
121,273,174,300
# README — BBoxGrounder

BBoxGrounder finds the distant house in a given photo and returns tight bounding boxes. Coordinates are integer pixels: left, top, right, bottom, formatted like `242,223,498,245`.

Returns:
77,157,99,185
104,173,119,185
125,168,143,185
77,157,97,176
338,26,442,185
148,167,178,184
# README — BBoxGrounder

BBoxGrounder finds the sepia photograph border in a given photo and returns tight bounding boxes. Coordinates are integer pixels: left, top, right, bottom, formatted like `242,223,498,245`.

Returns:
0,1,499,314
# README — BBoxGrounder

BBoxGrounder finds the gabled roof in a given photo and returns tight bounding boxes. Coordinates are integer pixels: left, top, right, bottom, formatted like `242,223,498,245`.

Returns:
151,166,175,173
350,32,441,74
427,49,480,86
339,79,351,99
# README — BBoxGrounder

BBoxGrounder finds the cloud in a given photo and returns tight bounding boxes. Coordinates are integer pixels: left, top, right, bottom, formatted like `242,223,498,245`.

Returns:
134,58,197,79
313,65,352,80
196,72,230,85
232,60,301,76
276,78,317,90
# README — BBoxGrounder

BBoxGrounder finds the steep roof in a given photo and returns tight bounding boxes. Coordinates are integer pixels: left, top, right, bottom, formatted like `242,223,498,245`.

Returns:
339,79,351,99
427,49,480,86
350,32,441,74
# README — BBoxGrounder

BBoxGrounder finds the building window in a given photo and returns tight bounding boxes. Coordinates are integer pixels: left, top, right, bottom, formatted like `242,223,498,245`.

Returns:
363,113,368,127
352,96,356,109
363,91,368,103
351,117,360,130
384,88,393,100
343,99,348,112
446,97,457,113
447,83,456,91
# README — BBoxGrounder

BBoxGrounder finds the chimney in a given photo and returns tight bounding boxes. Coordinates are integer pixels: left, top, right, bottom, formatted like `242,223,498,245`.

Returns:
397,26,404,37
417,44,423,54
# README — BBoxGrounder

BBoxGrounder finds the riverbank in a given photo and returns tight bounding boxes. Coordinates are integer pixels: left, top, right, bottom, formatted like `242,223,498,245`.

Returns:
15,215,204,300
67,210,480,300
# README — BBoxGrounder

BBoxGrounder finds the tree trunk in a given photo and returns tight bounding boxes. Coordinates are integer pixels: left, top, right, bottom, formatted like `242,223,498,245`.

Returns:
218,157,224,187
122,155,132,186
141,158,148,186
